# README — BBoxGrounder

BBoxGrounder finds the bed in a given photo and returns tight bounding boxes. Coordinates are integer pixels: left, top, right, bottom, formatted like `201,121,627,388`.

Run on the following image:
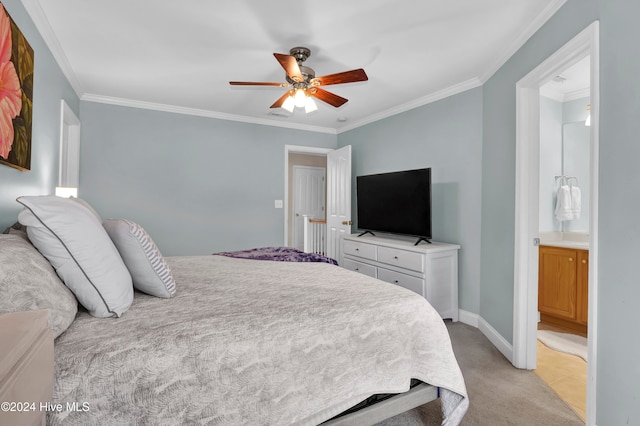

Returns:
1,196,468,425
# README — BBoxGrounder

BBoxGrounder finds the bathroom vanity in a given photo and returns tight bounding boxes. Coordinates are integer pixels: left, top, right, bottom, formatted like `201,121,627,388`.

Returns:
538,242,589,335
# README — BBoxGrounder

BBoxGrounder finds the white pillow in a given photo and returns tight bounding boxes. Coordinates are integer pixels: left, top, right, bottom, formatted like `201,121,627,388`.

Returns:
103,219,176,298
17,196,133,318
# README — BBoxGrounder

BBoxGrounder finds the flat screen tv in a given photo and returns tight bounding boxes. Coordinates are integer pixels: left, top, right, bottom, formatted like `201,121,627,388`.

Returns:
356,168,432,245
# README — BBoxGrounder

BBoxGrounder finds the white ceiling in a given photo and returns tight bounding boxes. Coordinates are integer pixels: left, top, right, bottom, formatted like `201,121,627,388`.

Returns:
23,0,566,133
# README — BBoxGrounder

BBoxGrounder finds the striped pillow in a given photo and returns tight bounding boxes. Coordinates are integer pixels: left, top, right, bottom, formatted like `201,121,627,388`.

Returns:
103,219,176,298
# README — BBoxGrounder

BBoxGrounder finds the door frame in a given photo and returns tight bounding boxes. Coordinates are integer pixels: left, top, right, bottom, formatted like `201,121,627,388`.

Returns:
283,145,333,246
291,165,326,250
513,21,599,424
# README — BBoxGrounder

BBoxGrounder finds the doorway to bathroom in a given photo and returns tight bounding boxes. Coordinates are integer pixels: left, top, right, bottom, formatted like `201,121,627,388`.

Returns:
512,21,599,425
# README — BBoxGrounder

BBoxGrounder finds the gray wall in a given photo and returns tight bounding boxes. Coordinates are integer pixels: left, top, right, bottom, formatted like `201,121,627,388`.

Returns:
78,101,336,255
338,88,483,314
0,0,79,229
481,0,640,423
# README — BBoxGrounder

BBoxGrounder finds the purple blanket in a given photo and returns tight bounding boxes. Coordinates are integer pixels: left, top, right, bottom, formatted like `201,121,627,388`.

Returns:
215,247,338,266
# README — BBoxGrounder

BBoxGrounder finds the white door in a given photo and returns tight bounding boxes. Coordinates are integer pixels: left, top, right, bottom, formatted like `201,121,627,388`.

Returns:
292,166,326,250
326,145,352,264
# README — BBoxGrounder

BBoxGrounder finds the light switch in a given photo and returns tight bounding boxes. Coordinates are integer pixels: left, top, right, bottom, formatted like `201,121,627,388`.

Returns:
274,200,283,209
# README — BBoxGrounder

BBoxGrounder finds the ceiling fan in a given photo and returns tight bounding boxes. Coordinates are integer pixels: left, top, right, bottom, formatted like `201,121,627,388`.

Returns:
229,47,368,113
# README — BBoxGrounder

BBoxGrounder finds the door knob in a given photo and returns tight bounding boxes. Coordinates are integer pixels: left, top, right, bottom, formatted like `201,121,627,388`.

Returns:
341,220,353,225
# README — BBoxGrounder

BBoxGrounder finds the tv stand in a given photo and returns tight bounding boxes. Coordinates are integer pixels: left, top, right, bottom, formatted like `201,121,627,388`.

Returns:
357,230,376,237
414,237,431,245
342,234,460,321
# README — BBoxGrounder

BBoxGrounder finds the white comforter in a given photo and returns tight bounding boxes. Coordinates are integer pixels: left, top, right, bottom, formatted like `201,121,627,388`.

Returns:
50,255,468,425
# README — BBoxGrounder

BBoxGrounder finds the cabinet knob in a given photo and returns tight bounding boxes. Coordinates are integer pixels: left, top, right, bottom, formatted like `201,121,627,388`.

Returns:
393,256,398,260
569,257,574,262
394,280,399,284
355,248,359,251
355,268,359,271
582,259,587,264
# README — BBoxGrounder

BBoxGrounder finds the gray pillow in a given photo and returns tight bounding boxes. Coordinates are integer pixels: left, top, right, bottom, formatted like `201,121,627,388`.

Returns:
17,195,133,318
0,234,78,338
103,219,176,298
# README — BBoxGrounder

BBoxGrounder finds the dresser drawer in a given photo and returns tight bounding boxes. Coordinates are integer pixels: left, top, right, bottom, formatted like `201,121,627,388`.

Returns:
343,240,377,260
342,258,377,278
377,246,424,272
377,268,425,296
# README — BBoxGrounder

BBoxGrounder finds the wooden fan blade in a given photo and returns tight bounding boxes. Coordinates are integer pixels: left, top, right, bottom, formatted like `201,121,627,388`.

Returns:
310,68,368,86
309,87,348,107
270,91,292,109
274,53,304,82
229,81,288,87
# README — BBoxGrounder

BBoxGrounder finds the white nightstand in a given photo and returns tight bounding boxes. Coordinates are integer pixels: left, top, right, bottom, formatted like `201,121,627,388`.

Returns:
0,310,54,426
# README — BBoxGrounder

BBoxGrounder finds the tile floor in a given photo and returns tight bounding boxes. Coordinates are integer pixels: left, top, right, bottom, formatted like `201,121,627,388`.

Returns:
534,325,587,422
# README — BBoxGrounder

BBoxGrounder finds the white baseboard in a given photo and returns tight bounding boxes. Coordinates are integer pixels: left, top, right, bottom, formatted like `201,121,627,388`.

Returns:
457,309,514,364
478,317,514,363
458,309,479,328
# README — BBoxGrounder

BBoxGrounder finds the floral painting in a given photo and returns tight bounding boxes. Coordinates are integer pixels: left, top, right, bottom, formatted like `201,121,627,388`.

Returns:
0,2,33,171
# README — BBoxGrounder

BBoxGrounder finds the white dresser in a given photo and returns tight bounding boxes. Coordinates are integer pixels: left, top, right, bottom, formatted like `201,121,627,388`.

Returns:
342,234,460,321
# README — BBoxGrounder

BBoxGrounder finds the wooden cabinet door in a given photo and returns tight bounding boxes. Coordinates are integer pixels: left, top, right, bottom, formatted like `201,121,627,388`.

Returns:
538,246,578,321
577,250,589,325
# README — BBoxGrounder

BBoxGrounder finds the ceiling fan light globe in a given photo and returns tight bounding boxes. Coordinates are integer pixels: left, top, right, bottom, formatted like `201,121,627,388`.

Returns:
294,89,307,108
282,96,295,113
305,97,318,113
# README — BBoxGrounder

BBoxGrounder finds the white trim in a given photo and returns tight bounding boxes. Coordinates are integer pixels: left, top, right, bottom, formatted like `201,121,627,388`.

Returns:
479,0,568,83
21,0,83,96
336,78,482,134
514,21,599,426
59,100,81,188
458,309,479,328
82,94,337,135
540,86,590,103
478,316,513,363
283,145,333,246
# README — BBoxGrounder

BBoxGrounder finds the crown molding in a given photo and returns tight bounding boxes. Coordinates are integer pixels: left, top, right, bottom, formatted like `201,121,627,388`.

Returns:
21,0,84,96
479,0,568,84
540,86,590,103
337,78,483,134
81,94,337,135
563,87,590,102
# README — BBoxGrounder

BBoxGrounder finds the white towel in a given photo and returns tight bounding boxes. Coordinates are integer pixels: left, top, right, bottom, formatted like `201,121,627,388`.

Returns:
555,185,574,221
554,184,582,221
570,185,581,219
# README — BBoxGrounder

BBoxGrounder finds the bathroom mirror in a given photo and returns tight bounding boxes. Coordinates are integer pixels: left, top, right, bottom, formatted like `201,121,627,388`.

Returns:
561,121,590,232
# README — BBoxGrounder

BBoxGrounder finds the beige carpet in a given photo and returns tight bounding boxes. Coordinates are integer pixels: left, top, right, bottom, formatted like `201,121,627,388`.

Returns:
375,322,584,426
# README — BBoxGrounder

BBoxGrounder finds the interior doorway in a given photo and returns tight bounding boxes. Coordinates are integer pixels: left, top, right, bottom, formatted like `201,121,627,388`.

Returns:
283,146,332,248
291,165,326,250
283,145,352,263
513,21,599,425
